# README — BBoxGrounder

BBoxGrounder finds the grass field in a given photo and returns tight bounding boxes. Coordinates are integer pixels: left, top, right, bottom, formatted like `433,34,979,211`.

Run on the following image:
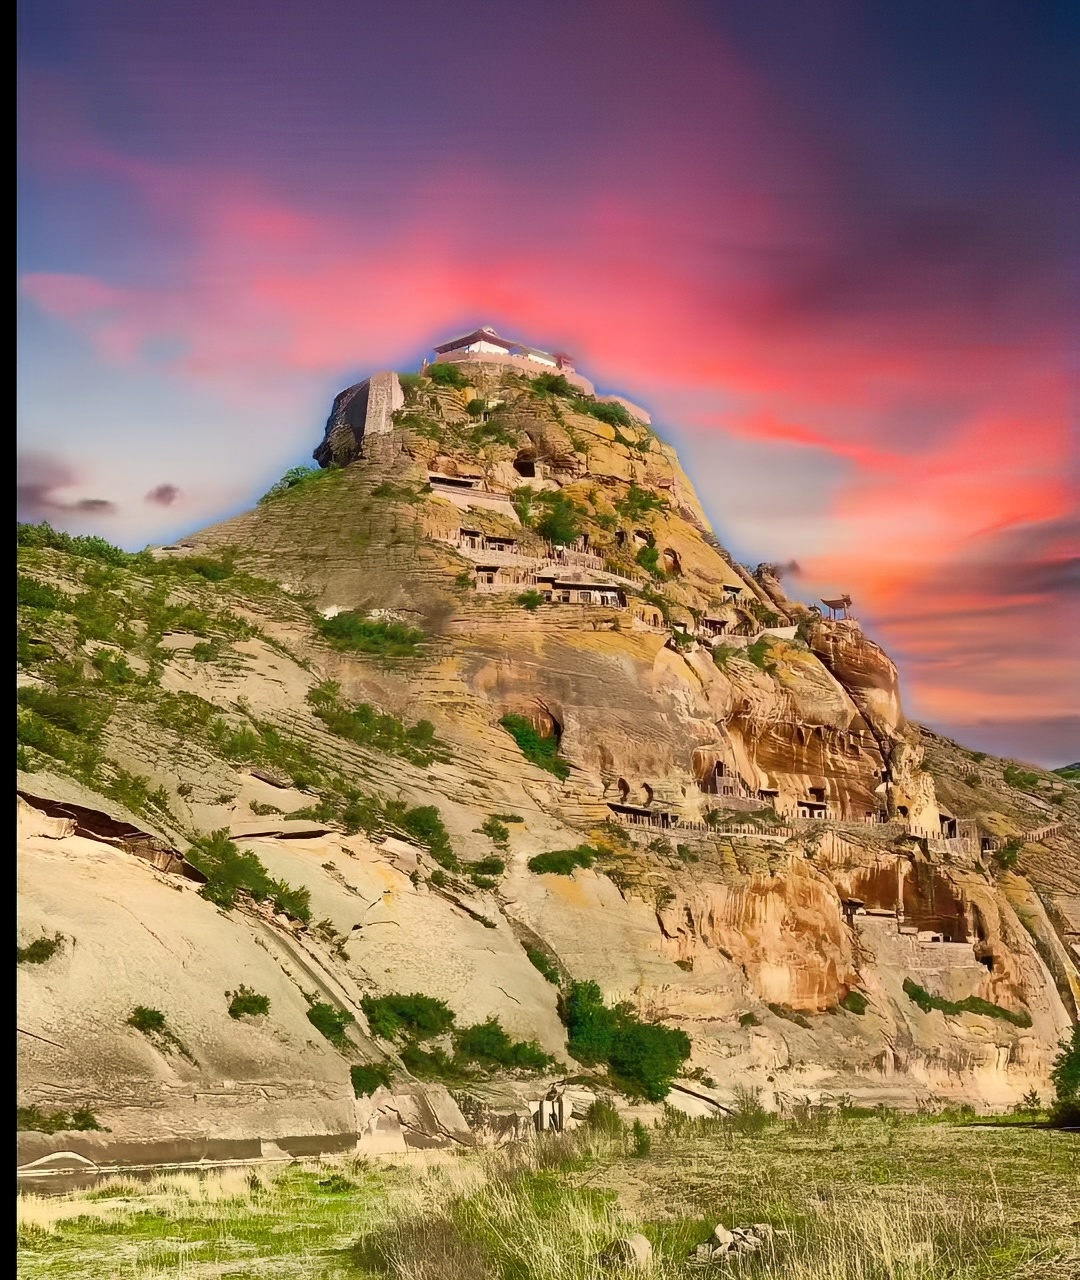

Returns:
16,1115,1079,1279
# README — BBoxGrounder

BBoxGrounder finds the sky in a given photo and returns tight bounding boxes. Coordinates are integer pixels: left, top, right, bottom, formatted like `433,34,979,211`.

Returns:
17,0,1080,766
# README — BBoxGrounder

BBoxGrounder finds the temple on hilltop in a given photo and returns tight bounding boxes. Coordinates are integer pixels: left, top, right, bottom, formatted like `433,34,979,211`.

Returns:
428,326,597,396
314,325,655,466
433,326,576,371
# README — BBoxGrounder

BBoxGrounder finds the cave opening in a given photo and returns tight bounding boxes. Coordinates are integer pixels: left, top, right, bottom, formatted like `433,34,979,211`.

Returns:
513,452,536,478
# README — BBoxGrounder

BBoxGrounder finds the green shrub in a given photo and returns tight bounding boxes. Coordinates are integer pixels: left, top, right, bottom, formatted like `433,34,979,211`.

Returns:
127,1006,166,1034
18,521,132,566
17,686,105,738
453,1017,553,1072
426,362,468,388
525,947,560,984
17,574,70,611
316,612,424,658
91,651,138,684
840,989,869,1015
399,1043,470,1082
384,801,456,868
227,986,271,1018
1049,1024,1080,1126
730,1085,772,1135
902,978,1031,1026
259,464,340,504
479,817,510,846
532,372,575,397
581,398,632,428
614,483,664,521
351,1063,393,1096
994,836,1024,870
499,713,570,780
607,1019,691,1101
362,992,456,1042
126,1005,195,1061
269,880,311,923
1003,764,1041,790
470,856,506,876
17,1105,102,1134
535,492,583,547
561,980,690,1101
527,845,597,876
635,545,662,577
306,1001,355,1050
517,590,546,611
17,934,63,965
583,1099,625,1136
631,1118,652,1157
465,397,487,417
187,829,309,921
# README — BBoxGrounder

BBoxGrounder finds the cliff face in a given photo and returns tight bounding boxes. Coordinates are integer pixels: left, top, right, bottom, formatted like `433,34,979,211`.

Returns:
17,354,1080,1165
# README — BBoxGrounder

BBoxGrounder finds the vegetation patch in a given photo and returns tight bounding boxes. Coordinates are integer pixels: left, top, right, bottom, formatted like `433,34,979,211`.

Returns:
424,361,468,388
452,1018,553,1072
635,545,663,578
525,947,560,984
316,612,425,658
17,933,64,965
902,978,1032,1027
307,681,442,766
527,845,598,876
17,1105,101,1134
361,992,455,1042
383,800,456,868
259,464,341,504
516,589,546,611
533,491,585,546
306,1000,355,1051
350,1063,393,1096
499,713,570,780
227,986,270,1019
840,989,869,1016
614,482,665,522
478,816,510,846
1050,1023,1079,1126
126,1006,195,1062
1003,764,1042,791
994,836,1024,870
187,829,311,923
746,637,779,674
561,979,690,1100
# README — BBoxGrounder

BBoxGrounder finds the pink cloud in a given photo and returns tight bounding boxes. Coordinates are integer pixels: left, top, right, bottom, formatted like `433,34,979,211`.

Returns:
18,138,1077,732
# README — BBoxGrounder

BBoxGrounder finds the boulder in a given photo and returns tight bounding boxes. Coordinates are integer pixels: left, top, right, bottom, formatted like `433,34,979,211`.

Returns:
600,1233,653,1269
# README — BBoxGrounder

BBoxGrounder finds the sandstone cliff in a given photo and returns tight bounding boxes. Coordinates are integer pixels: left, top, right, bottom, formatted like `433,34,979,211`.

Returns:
17,352,1079,1169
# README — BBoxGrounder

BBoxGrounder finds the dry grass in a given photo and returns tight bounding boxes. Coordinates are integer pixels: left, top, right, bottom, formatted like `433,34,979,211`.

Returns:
16,1118,1080,1279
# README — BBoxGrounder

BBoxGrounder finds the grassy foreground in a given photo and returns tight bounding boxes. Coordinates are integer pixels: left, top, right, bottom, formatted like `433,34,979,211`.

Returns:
17,1114,1078,1279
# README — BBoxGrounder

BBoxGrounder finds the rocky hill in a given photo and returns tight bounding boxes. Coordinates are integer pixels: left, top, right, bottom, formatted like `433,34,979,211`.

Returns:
17,346,1080,1171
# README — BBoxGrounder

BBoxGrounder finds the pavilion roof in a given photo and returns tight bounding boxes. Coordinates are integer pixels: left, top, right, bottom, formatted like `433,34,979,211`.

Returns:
433,326,517,354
